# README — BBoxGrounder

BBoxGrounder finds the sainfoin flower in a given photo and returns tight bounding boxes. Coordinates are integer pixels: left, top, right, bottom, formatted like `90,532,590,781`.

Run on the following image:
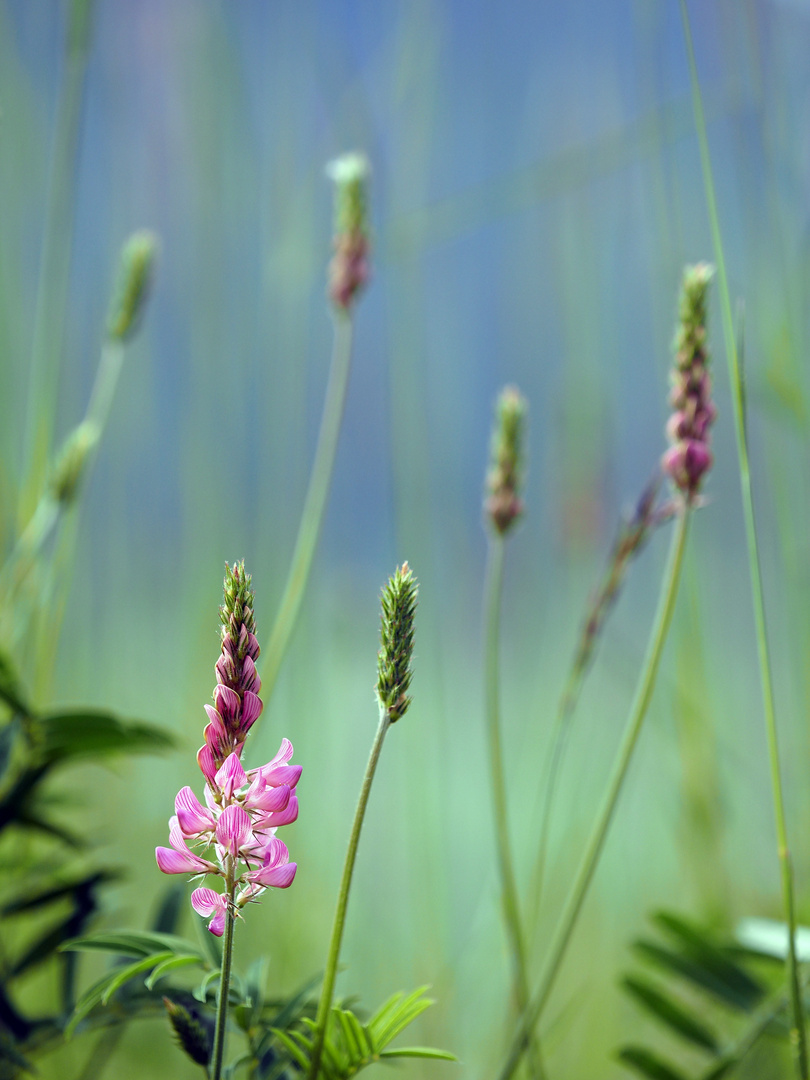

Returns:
156,562,299,934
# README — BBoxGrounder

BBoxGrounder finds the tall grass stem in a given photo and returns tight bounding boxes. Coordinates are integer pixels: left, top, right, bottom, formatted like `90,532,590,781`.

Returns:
497,508,690,1080
260,315,354,699
307,705,391,1080
679,4,808,1073
483,536,543,1079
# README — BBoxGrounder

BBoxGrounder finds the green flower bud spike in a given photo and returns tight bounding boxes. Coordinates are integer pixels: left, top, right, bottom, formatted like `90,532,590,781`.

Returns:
49,419,100,506
376,561,418,722
486,386,527,535
107,229,159,342
163,997,212,1069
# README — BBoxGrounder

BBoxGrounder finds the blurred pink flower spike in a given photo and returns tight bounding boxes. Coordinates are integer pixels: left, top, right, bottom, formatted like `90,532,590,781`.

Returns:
243,837,297,891
156,820,218,876
191,887,229,937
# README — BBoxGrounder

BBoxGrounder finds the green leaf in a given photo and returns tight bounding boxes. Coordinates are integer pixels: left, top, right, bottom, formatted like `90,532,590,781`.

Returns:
0,650,29,715
150,881,187,935
100,952,174,1003
633,940,756,1012
653,913,763,1008
144,954,203,989
371,986,434,1048
378,1046,458,1061
622,975,719,1051
270,1028,312,1072
36,710,174,763
62,929,205,960
194,969,222,1003
618,1046,690,1080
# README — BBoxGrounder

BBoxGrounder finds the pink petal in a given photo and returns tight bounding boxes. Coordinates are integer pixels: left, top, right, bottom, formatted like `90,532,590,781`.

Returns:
191,887,225,917
245,782,290,813
215,753,247,799
263,738,294,771
261,836,290,869
241,691,263,730
265,765,302,788
204,703,227,732
175,787,215,835
241,655,260,694
197,743,216,781
216,803,252,855
208,911,226,936
214,684,241,723
246,632,260,659
156,846,205,874
246,862,297,889
266,795,298,827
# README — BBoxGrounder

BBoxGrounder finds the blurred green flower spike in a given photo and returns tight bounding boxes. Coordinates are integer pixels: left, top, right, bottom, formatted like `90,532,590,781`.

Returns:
376,562,418,723
107,229,159,341
485,385,527,535
50,418,100,505
326,152,371,310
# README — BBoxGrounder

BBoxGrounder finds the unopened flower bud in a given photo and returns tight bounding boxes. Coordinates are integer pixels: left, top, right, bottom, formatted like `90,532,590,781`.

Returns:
485,386,527,535
107,230,158,341
50,420,99,505
326,152,370,311
662,264,716,500
163,997,212,1068
376,562,418,723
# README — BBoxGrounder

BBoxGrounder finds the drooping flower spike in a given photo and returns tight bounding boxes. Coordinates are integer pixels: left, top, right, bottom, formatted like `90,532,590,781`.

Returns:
156,562,299,934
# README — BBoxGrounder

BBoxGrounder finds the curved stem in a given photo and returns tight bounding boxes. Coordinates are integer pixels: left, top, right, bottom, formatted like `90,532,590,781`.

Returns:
484,537,542,1079
497,508,690,1080
210,866,237,1080
260,315,354,701
679,6,808,1075
308,706,390,1080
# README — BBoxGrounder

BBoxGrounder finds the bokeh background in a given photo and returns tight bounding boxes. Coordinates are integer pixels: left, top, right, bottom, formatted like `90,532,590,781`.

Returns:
2,0,810,1076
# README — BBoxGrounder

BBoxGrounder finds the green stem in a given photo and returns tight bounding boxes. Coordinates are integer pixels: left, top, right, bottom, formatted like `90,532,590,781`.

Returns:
210,865,237,1080
308,705,391,1080
19,0,96,524
484,537,543,1080
679,5,808,1075
260,315,354,700
497,508,690,1080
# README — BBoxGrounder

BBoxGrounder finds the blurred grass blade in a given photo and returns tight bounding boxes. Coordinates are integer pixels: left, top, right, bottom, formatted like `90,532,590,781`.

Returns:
622,975,718,1052
36,710,173,762
618,1046,690,1080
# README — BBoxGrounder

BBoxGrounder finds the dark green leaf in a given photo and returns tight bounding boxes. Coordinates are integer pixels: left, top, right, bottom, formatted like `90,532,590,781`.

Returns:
36,710,174,763
653,913,763,1008
10,913,88,977
144,954,203,989
618,1046,690,1080
633,940,755,1012
150,881,187,935
379,1046,458,1061
3,870,120,915
622,975,719,1051
0,651,29,715
62,930,206,961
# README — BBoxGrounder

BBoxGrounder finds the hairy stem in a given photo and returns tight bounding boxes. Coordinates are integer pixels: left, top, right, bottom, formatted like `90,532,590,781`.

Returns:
484,537,543,1079
497,508,690,1080
210,866,236,1080
679,5,808,1075
308,706,391,1080
260,315,354,701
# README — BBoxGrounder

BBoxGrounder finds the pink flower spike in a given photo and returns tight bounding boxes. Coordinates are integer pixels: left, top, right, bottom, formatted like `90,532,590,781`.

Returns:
175,787,216,836
216,803,252,856
197,743,216,781
191,887,229,936
215,753,248,799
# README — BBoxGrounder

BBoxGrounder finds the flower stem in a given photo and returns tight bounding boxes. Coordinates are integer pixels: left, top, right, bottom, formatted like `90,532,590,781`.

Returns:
308,705,391,1080
484,537,543,1079
210,866,237,1080
679,5,808,1075
260,314,354,701
497,508,690,1080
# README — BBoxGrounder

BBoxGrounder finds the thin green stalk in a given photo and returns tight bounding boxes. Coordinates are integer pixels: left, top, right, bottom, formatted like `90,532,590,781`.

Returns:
497,508,690,1080
484,537,542,1080
308,706,391,1080
210,865,237,1080
19,0,96,524
260,315,354,700
679,5,808,1075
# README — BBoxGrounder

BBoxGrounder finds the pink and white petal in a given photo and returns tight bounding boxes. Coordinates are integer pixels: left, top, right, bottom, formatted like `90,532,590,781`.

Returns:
261,738,294,772
261,836,290,870
245,632,260,660
241,691,263,730
241,656,260,694
197,743,217,781
207,910,226,936
245,783,290,814
247,862,297,889
215,753,247,799
264,765,302,788
266,795,298,827
175,787,215,835
214,684,241,723
191,887,224,918
156,846,205,875
216,803,252,854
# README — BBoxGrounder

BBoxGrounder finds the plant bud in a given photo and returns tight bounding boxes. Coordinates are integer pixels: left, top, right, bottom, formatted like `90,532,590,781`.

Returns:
107,230,158,341
376,562,418,722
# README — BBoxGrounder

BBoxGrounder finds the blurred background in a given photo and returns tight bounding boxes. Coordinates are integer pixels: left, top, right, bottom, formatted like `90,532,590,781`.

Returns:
2,0,810,1076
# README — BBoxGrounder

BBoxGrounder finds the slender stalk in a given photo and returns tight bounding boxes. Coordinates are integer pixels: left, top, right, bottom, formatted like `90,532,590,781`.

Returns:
483,537,542,1079
679,5,808,1075
210,864,237,1080
260,315,354,700
308,706,391,1080
19,0,96,524
497,508,690,1080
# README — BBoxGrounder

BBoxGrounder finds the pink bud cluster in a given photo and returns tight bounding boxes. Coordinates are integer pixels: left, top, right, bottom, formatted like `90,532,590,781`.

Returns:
662,264,716,500
156,563,299,934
